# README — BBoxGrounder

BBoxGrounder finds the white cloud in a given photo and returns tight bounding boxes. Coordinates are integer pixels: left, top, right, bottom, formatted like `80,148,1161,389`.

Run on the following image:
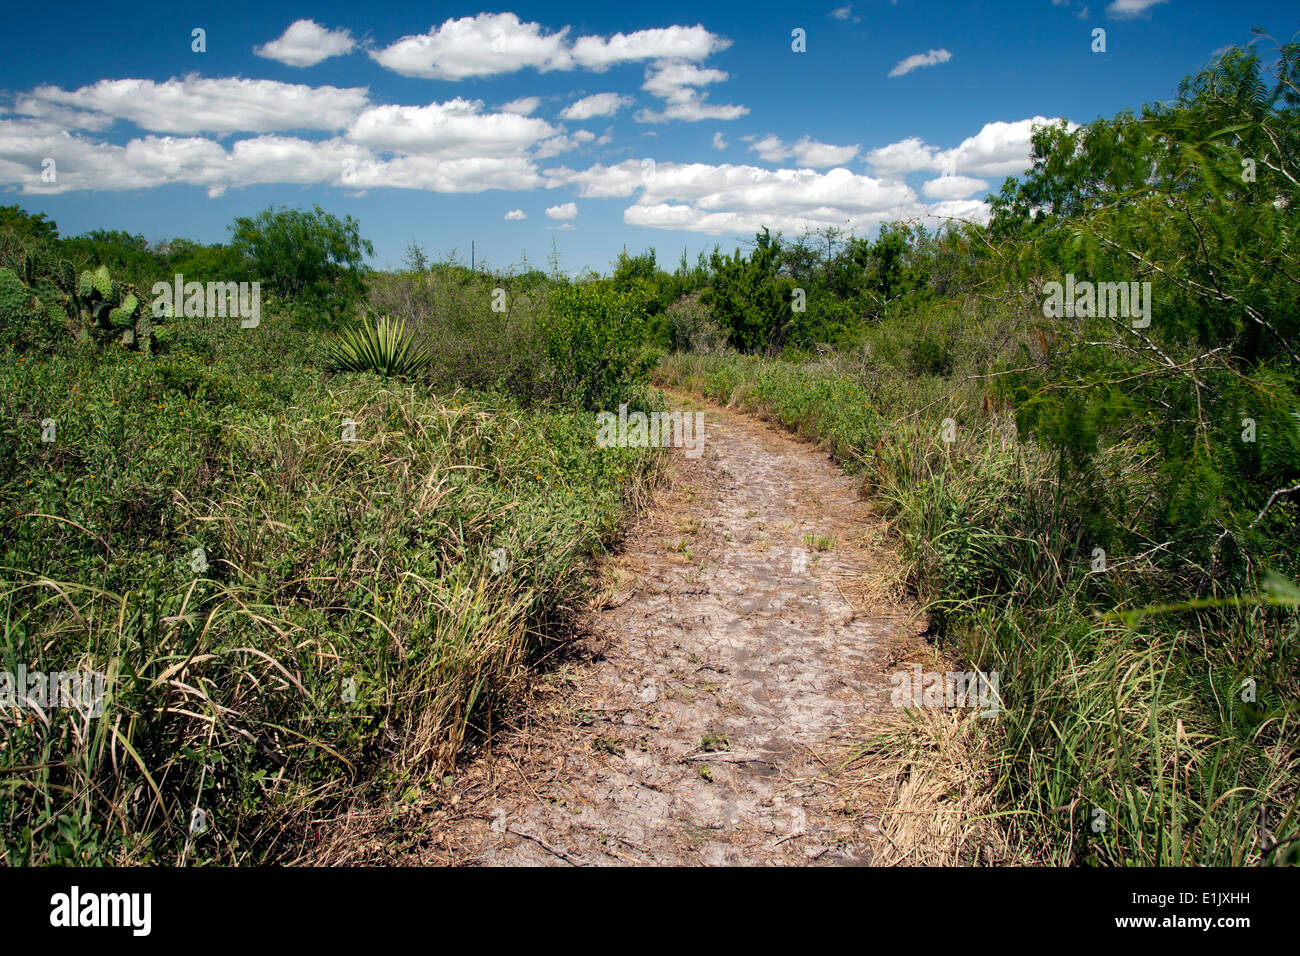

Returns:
1106,0,1168,17
346,99,557,158
921,174,989,199
867,117,1072,179
747,133,860,167
370,13,571,80
636,60,747,123
216,136,370,194
0,118,371,197
255,20,356,67
640,60,729,101
500,96,541,116
638,163,911,215
533,134,586,159
864,136,939,175
0,119,227,195
356,155,544,193
2,69,1034,235
0,114,543,198
569,26,730,70
637,95,748,123
543,160,648,198
559,93,633,121
15,77,368,134
829,5,863,22
543,153,999,237
888,48,952,77
369,15,730,80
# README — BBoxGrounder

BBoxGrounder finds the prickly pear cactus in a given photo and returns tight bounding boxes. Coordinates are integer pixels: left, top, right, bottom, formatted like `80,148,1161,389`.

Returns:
0,263,64,349
90,265,113,299
72,263,166,351
0,267,30,322
0,231,169,352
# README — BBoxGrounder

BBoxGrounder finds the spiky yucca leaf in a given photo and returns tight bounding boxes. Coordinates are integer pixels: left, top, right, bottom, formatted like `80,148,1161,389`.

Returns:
327,314,433,378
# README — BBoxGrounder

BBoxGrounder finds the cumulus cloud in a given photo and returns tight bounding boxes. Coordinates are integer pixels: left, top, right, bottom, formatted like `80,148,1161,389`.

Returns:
888,48,952,77
0,118,370,197
0,113,543,198
639,60,728,101
636,59,747,123
500,96,542,116
346,98,557,158
0,118,226,195
255,20,357,67
369,14,729,80
867,116,1072,179
543,159,935,235
542,160,648,198
569,26,730,70
352,155,543,193
747,133,860,167
921,174,989,199
1,63,1022,238
559,93,633,121
371,13,570,79
532,133,586,159
15,77,369,134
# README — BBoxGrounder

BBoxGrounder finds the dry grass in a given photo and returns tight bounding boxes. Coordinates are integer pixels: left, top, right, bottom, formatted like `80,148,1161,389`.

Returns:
830,708,1030,866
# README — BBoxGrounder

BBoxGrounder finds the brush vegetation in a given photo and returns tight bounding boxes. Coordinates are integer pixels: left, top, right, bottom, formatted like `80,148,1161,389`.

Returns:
660,40,1300,865
1,39,1295,867
1,218,662,864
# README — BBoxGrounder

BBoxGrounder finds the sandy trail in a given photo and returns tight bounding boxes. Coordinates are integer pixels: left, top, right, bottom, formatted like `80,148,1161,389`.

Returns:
388,392,921,866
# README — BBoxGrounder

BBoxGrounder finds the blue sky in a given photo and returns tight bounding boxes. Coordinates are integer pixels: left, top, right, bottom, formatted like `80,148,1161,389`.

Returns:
0,1,1292,274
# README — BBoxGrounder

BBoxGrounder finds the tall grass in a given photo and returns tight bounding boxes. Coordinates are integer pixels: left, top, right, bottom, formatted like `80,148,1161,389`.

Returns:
659,349,1300,865
1,308,660,864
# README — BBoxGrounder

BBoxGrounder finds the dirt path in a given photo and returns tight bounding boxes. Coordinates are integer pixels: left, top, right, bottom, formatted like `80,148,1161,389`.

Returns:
374,392,918,866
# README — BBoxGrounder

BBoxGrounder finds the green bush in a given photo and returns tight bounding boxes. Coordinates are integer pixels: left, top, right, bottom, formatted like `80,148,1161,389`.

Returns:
0,306,660,864
228,205,373,326
539,281,659,410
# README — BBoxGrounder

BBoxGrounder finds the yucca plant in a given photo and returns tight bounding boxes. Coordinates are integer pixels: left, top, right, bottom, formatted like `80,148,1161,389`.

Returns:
327,313,432,378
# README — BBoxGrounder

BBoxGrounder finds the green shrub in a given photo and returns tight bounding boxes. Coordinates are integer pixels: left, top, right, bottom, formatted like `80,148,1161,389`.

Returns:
0,308,660,864
540,281,658,410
